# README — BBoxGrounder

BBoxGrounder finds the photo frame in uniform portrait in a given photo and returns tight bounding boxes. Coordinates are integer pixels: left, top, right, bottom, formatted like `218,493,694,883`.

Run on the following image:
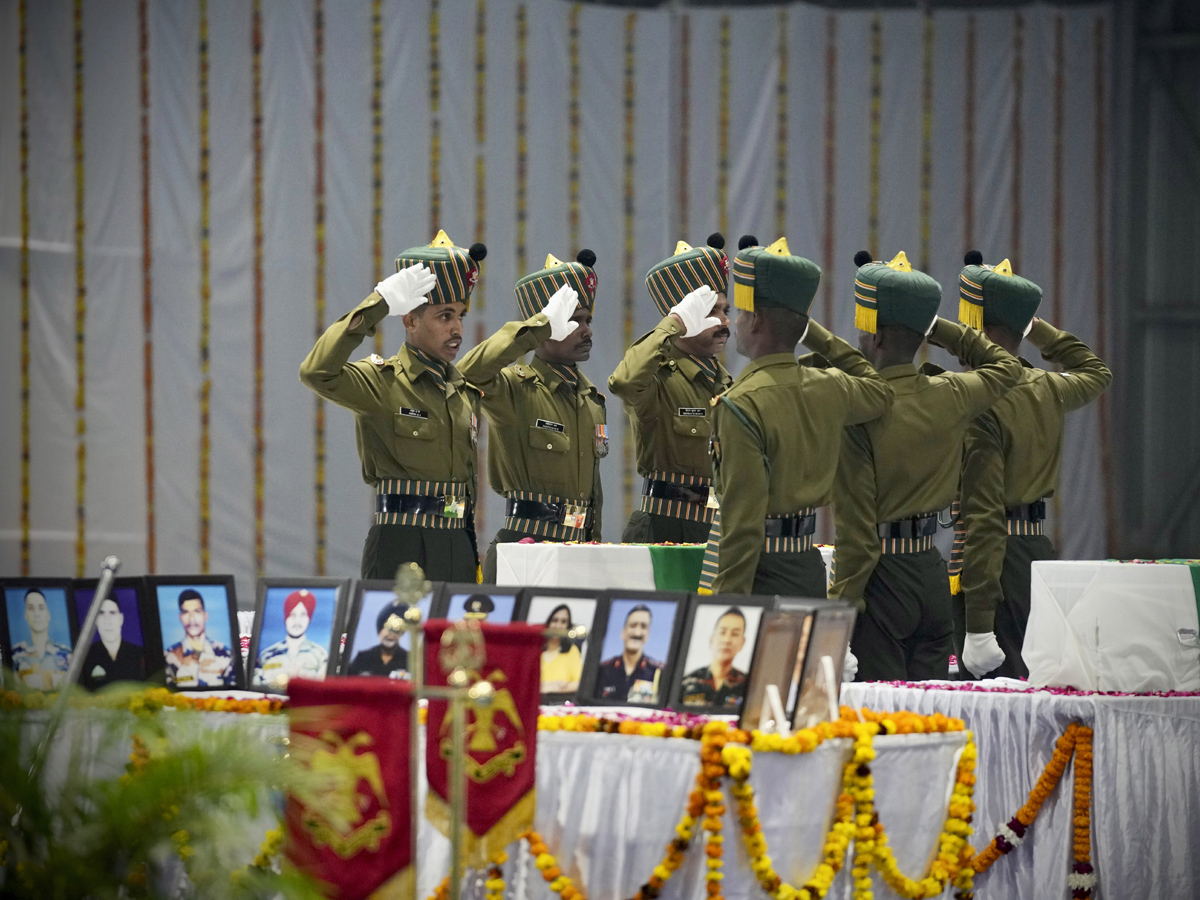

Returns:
145,575,243,692
517,587,608,704
670,594,770,716
0,578,77,692
439,584,526,625
738,606,818,732
339,580,439,679
791,602,857,731
579,590,687,708
248,578,350,693
71,577,158,691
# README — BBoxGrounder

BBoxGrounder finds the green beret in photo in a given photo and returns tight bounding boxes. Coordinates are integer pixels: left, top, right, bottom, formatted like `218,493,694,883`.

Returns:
958,257,1043,333
853,251,941,335
645,234,729,316
731,237,821,316
515,250,599,319
395,229,486,309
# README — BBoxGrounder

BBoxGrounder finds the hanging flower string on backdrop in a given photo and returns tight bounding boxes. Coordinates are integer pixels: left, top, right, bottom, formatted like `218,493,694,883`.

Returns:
18,0,31,576
73,0,87,578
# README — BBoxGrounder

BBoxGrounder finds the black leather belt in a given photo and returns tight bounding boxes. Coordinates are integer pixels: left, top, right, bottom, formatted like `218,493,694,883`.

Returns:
376,493,456,516
1006,500,1047,521
642,477,710,506
505,498,593,529
764,513,816,538
878,513,939,539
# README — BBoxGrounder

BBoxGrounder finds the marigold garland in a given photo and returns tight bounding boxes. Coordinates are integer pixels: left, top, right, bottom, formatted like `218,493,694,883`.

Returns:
1070,727,1095,898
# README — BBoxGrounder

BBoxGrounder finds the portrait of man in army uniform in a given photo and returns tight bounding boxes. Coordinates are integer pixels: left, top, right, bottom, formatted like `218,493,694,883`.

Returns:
680,606,752,710
595,603,666,704
163,588,235,689
8,588,72,691
253,589,330,690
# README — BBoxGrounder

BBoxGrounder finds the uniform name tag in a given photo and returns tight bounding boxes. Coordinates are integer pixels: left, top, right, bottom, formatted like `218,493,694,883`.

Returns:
536,418,565,433
400,407,428,418
678,407,706,417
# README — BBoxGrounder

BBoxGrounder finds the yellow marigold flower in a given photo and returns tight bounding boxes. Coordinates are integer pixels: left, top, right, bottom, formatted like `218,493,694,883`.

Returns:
535,853,555,869
485,878,505,891
705,871,725,881
653,865,672,881
550,878,567,892
706,858,722,870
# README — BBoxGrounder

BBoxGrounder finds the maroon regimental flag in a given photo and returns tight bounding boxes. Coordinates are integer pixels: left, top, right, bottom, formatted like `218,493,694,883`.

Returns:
286,677,414,900
424,621,543,866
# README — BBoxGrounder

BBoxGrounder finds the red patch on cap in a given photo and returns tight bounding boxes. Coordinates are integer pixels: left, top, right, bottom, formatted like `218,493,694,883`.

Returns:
467,267,479,287
585,272,597,292
720,255,730,275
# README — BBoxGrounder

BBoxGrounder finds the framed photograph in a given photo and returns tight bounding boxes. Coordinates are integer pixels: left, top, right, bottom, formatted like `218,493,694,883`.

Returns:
1,578,77,691
518,588,606,703
580,591,687,707
248,578,350,693
671,595,770,715
440,585,525,624
738,608,817,731
146,575,243,691
72,577,157,690
792,603,857,731
340,580,437,679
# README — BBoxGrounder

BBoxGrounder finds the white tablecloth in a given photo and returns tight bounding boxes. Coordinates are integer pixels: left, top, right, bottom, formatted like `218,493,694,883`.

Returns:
1025,560,1200,691
841,680,1200,899
495,542,835,591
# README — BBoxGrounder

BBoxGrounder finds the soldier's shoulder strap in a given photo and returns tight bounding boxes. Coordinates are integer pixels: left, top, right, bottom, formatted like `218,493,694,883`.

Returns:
714,393,771,474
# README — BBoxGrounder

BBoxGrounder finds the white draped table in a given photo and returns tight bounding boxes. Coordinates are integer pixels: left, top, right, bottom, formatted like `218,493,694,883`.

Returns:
841,680,1200,898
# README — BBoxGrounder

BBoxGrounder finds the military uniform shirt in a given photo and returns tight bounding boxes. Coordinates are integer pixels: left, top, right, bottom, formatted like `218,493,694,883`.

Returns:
299,293,479,499
11,640,71,690
458,315,607,538
680,665,748,710
608,314,733,484
960,319,1112,632
253,637,330,688
164,636,235,688
595,653,664,703
829,318,1022,606
711,322,893,594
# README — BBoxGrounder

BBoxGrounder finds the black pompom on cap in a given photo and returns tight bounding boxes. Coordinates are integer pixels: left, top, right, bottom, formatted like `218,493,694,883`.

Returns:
853,250,873,267
707,232,726,250
469,242,488,262
576,248,597,268
963,249,983,266
738,234,759,251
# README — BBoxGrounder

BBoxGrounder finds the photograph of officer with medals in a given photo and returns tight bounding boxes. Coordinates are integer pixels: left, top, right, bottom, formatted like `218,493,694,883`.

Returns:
248,578,349,693
148,575,243,691
582,592,686,706
339,580,435,679
671,594,770,714
0,578,77,691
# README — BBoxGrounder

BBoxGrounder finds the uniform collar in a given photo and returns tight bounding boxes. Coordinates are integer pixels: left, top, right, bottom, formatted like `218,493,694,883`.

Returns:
738,352,797,379
531,355,595,395
675,353,732,389
877,362,919,380
397,343,465,388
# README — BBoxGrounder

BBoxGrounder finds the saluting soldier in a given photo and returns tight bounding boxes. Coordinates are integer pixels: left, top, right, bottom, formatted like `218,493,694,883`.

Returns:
457,251,607,582
951,252,1112,679
705,237,893,599
609,234,733,544
828,250,1022,682
300,231,486,582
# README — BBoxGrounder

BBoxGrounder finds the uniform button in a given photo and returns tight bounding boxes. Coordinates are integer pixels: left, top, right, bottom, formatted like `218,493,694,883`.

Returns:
579,492,586,498
547,443,553,449
691,427,697,434
413,430,419,436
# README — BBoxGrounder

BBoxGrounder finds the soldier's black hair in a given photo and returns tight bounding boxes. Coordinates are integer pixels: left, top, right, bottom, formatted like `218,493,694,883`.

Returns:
713,607,746,633
178,588,205,611
623,603,653,626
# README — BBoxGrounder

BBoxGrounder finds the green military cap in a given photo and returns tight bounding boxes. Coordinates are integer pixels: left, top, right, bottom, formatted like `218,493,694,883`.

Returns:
852,250,941,335
645,233,729,316
395,229,487,309
957,250,1043,333
731,236,821,315
514,249,598,320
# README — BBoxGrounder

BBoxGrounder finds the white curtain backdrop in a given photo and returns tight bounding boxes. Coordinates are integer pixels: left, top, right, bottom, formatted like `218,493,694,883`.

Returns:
0,0,1116,601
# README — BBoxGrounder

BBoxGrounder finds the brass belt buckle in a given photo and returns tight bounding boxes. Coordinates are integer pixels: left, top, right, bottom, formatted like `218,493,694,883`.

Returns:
706,487,720,510
562,503,587,530
442,496,465,519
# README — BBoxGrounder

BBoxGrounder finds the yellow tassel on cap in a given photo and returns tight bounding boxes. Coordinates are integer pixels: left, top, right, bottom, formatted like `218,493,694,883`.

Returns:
674,240,694,255
429,229,454,247
544,253,563,268
886,250,912,272
949,573,961,595
734,281,755,312
959,297,984,329
854,303,877,334
766,236,791,256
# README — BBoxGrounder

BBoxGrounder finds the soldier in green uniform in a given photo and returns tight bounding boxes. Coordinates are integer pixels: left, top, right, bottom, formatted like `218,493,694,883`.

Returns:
609,234,733,544
457,251,608,582
952,252,1112,679
299,230,486,582
827,250,1023,682
705,237,894,600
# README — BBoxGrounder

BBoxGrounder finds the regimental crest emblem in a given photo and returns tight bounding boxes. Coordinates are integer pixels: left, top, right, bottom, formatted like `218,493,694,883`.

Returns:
438,669,528,783
290,730,393,859
468,267,479,287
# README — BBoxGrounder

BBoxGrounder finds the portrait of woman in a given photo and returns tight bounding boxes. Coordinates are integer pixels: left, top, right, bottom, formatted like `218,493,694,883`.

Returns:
541,603,584,694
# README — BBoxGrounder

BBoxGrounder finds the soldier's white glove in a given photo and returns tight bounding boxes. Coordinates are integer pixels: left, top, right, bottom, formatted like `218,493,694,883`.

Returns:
376,264,439,317
669,285,721,337
842,649,859,683
543,284,581,341
962,632,1006,678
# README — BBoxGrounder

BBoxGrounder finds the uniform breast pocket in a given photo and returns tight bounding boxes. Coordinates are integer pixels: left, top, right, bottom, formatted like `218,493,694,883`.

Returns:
673,412,712,468
529,425,571,454
394,412,438,468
